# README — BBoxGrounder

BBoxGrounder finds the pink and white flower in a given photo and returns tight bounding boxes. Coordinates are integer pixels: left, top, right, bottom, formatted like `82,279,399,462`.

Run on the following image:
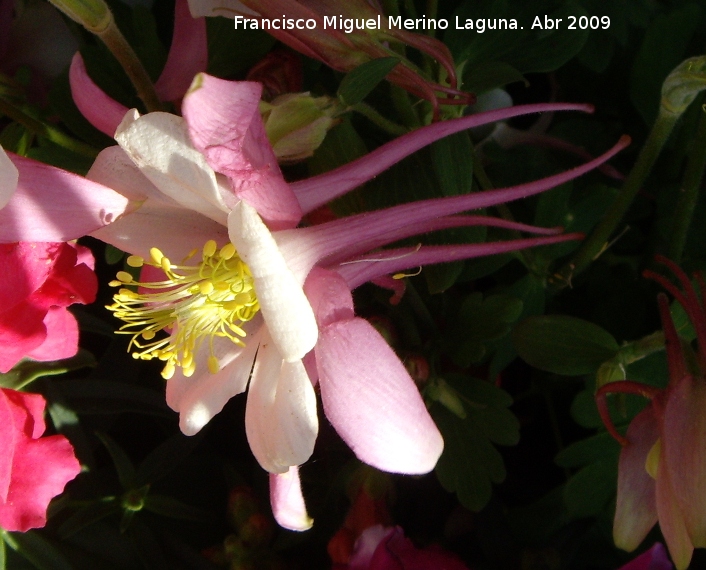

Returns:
1,72,628,530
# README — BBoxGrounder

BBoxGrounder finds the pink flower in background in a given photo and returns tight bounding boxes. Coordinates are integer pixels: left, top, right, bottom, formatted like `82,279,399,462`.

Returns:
346,525,469,570
597,257,706,570
618,543,673,570
0,240,97,373
0,388,81,532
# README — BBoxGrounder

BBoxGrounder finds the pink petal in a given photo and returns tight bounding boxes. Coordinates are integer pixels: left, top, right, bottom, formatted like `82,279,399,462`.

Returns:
25,307,78,363
0,300,49,373
291,103,597,214
0,389,80,532
69,53,129,138
0,242,55,310
306,268,443,474
245,335,318,473
618,543,673,570
154,0,207,103
0,153,130,242
269,466,313,531
366,526,470,570
613,407,660,552
662,374,706,547
181,74,302,230
0,434,81,532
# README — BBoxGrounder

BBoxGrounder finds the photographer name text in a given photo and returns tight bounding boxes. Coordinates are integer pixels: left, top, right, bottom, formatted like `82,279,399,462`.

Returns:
234,15,611,33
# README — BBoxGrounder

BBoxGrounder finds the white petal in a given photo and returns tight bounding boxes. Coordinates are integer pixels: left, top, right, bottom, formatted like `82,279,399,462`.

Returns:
245,335,318,473
228,201,317,362
166,320,263,435
115,110,229,224
0,145,19,209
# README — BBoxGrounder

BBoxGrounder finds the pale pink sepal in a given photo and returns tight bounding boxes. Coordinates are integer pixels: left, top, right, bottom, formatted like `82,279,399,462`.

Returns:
154,0,207,103
613,407,659,552
269,466,313,531
182,74,302,230
662,374,706,548
0,153,130,242
618,544,673,570
291,102,596,214
69,53,129,138
306,268,443,474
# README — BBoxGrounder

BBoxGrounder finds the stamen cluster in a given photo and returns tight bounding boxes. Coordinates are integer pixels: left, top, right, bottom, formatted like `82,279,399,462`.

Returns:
107,240,259,379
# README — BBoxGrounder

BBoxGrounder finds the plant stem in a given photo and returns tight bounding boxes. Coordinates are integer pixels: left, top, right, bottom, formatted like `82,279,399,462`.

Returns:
390,84,420,128
0,98,98,158
551,110,679,290
352,102,409,136
96,19,162,113
669,104,706,262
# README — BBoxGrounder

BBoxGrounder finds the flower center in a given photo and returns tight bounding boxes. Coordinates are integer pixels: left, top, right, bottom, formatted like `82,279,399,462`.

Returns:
107,240,259,380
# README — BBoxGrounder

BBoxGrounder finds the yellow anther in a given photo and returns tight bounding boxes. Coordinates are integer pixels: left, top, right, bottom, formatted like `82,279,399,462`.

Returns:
108,240,261,380
127,255,144,268
150,247,164,265
109,280,122,287
220,243,236,260
162,362,176,380
203,240,218,257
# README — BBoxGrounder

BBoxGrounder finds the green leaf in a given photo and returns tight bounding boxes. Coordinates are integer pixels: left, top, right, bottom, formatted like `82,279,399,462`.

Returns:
563,460,618,517
96,432,136,490
5,531,75,570
431,376,519,511
513,315,620,375
143,495,211,522
0,350,96,391
555,432,620,469
0,537,5,570
207,19,276,78
58,502,122,539
431,131,473,197
338,58,400,106
135,433,203,486
462,61,527,94
449,293,524,367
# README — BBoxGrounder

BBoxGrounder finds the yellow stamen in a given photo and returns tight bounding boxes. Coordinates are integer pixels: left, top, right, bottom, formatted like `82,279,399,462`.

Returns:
107,242,260,380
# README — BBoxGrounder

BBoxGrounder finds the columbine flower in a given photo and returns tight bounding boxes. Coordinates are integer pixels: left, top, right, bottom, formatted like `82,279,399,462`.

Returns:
0,388,82,531
597,256,706,570
1,72,628,530
186,0,471,116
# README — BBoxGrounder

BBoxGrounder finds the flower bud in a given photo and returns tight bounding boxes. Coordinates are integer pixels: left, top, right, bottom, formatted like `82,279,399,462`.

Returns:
260,93,341,163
